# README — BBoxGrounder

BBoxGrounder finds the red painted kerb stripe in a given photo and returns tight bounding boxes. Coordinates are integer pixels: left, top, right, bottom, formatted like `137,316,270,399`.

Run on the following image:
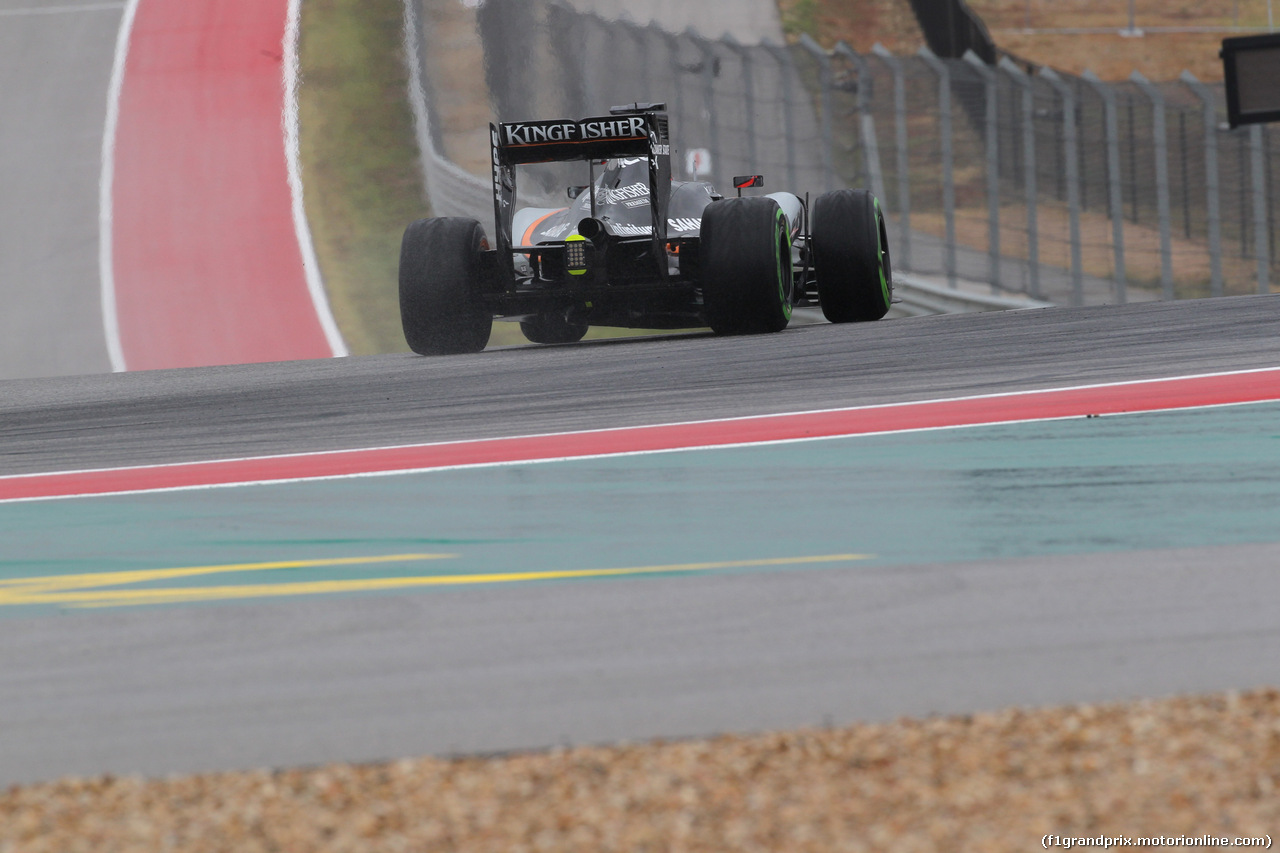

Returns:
111,0,335,370
4,368,1280,502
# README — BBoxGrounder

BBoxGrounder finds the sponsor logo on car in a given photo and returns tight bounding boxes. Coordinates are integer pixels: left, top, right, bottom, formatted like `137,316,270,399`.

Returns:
609,223,653,237
539,222,573,238
649,130,670,157
502,116,647,146
490,126,502,206
605,218,702,237
595,181,650,205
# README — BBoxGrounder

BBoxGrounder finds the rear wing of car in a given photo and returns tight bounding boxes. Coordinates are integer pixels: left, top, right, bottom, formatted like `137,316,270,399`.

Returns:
489,104,672,278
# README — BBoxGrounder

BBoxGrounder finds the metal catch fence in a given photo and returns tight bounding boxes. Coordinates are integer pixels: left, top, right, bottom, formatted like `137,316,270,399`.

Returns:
410,0,1280,306
811,42,1280,305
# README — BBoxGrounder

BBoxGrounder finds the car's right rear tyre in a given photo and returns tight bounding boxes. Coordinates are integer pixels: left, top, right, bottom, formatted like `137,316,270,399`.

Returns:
811,188,892,322
399,217,493,355
700,196,793,335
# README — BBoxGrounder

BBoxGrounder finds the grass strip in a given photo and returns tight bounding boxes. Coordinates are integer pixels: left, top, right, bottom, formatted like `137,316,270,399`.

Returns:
297,0,424,355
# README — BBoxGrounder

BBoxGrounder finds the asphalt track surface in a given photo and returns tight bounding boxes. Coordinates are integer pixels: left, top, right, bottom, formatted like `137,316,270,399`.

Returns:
561,0,785,41
0,0,120,379
4,296,1280,474
4,297,1280,785
0,0,341,381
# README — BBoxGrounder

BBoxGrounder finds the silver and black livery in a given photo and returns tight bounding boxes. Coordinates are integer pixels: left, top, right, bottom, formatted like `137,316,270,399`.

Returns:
398,102,893,354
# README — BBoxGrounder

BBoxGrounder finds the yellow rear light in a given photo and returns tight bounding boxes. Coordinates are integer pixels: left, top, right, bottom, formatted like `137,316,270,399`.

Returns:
565,234,588,276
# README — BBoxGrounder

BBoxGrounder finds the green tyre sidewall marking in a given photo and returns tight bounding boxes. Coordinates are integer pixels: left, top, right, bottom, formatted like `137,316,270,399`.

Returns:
812,188,890,323
776,206,792,322
873,196,890,310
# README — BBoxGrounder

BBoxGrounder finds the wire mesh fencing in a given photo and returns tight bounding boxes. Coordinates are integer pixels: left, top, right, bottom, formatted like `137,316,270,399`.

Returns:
411,0,1280,306
794,35,1279,304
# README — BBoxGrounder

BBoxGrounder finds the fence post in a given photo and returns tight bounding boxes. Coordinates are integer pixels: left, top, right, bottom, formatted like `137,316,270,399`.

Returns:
1042,68,1084,306
1252,124,1272,294
835,42,886,201
767,42,799,192
657,27,684,154
1132,72,1175,300
623,20,652,115
548,5,589,117
1180,71,1224,298
964,50,1001,293
799,34,836,192
1082,70,1127,304
920,47,957,288
1000,56,1040,300
723,34,758,175
873,43,911,271
690,30,723,190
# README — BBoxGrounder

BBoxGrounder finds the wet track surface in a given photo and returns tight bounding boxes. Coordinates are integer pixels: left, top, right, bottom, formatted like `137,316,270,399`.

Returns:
0,0,119,379
4,0,1278,795
5,295,1280,475
3,299,1280,785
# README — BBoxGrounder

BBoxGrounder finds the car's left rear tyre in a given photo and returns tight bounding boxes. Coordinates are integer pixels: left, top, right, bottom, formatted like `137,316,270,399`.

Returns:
700,196,793,335
399,217,493,355
520,313,589,344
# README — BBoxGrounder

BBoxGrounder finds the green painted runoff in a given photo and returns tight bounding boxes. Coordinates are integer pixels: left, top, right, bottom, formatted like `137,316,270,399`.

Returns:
2,402,1278,613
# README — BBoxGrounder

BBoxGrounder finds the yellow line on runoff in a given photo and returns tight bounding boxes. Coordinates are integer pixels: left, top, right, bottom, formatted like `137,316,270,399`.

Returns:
0,554,451,596
0,554,871,609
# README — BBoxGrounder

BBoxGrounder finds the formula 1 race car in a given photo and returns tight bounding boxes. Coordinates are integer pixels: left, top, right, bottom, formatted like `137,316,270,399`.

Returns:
398,102,892,354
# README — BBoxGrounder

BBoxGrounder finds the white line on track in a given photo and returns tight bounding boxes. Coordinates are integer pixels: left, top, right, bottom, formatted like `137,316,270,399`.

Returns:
3,365,1279,504
97,0,138,373
11,363,1280,480
284,0,348,358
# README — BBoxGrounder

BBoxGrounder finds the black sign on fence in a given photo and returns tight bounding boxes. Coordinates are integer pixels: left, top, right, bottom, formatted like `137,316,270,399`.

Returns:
1222,33,1280,129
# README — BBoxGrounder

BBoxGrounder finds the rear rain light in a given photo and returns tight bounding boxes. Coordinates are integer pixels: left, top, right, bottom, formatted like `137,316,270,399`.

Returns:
565,234,588,276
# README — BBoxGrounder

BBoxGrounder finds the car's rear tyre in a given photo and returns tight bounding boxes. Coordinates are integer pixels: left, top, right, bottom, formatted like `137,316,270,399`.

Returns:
701,196,793,335
399,217,493,355
520,313,589,344
811,188,892,323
